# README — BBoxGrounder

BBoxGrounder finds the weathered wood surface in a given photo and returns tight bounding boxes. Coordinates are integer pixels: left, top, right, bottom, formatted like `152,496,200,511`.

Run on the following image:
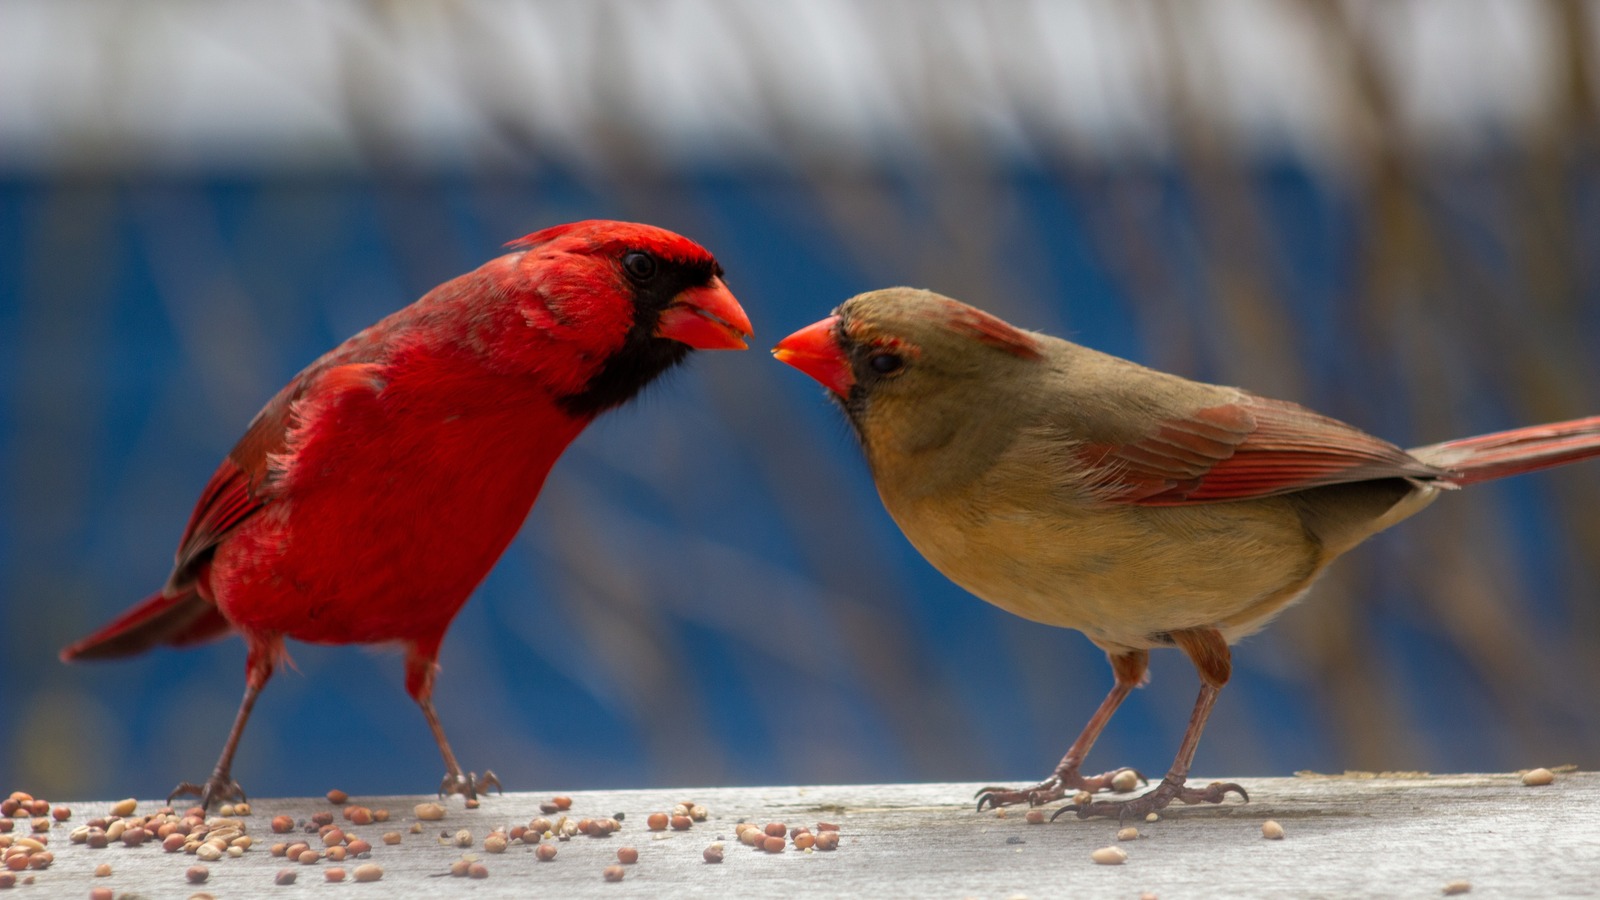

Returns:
18,772,1598,898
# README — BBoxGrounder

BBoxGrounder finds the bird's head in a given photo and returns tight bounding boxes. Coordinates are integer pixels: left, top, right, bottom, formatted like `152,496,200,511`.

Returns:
502,220,753,415
773,287,1044,462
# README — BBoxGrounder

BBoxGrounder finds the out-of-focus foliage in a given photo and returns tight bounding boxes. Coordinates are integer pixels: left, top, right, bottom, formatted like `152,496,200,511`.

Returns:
2,0,1597,800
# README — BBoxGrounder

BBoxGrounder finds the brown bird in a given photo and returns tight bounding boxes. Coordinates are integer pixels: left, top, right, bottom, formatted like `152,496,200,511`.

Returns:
773,287,1600,819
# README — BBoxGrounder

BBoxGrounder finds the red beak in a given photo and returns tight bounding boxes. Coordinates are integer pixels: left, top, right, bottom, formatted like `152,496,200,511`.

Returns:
654,277,753,351
772,315,854,397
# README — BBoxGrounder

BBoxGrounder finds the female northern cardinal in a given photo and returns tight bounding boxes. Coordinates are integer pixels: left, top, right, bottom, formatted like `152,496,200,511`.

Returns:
774,287,1600,819
62,220,752,808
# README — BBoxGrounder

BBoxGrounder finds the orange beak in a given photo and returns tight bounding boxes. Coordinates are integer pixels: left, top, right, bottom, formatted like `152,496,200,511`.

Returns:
655,276,753,350
772,315,854,397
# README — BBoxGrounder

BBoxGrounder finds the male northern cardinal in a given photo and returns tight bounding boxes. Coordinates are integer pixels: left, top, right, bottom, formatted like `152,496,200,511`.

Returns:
62,220,752,808
774,287,1600,819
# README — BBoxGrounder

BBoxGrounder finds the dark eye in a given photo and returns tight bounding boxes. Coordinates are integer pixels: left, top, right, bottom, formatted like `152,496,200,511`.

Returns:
868,352,905,375
622,251,658,281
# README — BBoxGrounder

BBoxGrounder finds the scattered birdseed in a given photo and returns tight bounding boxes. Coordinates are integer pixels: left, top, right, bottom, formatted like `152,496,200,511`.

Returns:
235,803,252,816
452,829,473,848
164,833,187,853
671,815,693,831
764,823,786,838
90,888,112,900
298,849,320,865
325,867,346,882
322,828,346,847
469,862,489,879
539,803,560,814
0,873,13,889
617,846,639,864
448,859,471,878
271,815,293,834
347,839,370,856
409,823,423,834
414,803,446,821
553,796,573,811
1091,846,1128,865
1145,812,1160,823
1522,768,1555,787
536,843,558,861
530,817,553,835
195,844,223,862
1443,880,1472,895
50,807,69,822
794,832,816,850
1118,827,1139,841
1261,821,1285,840
690,805,709,822
704,843,724,863
186,864,210,884
109,799,137,818
275,869,298,886
353,863,383,883
326,790,349,805
1024,810,1046,825
382,832,402,846
647,813,669,831
484,834,508,853
219,805,235,817
1112,770,1141,793
763,836,786,853
326,846,347,862
94,863,111,877
814,831,840,851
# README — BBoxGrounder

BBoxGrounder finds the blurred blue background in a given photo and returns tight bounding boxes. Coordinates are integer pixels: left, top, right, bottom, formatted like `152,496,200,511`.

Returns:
3,0,1598,802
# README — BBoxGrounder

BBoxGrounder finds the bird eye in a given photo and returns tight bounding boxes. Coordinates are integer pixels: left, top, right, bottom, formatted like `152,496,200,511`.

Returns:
622,251,658,281
868,352,905,376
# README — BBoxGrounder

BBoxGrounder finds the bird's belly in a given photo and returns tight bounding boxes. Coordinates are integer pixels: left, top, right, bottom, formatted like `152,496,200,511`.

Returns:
891,496,1323,651
211,402,579,646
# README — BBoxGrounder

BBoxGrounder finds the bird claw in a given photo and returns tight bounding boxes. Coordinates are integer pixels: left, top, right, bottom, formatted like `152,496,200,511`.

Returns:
168,776,247,812
975,766,1145,811
439,770,502,801
1051,777,1248,822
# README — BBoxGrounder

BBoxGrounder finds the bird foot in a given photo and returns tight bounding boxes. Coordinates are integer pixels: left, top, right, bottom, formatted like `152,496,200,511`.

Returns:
439,770,501,801
1052,776,1247,821
168,775,247,812
975,767,1146,811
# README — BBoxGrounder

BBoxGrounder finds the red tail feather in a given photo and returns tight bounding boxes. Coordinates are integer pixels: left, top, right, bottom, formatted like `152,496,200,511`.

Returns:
60,591,233,662
1409,415,1600,486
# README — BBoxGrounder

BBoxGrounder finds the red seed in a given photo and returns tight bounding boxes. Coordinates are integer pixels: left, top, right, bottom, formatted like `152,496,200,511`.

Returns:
763,836,786,853
617,847,639,864
275,868,298,886
815,831,840,851
163,833,186,853
325,790,349,805
29,820,48,834
27,802,48,818
703,844,724,863
353,863,383,883
372,809,390,823
552,796,572,811
326,846,347,862
468,863,488,879
50,808,69,822
347,807,373,826
817,821,840,831
4,857,27,873
347,839,371,856
536,843,557,862
646,813,668,831
0,820,11,833
764,823,786,838
0,802,15,818
186,865,209,884
382,832,402,845
310,812,334,827
325,867,347,882
298,849,320,865
93,863,111,877
1025,809,1046,825
90,889,113,900
321,828,345,847
603,865,625,882
670,815,692,831
794,832,815,850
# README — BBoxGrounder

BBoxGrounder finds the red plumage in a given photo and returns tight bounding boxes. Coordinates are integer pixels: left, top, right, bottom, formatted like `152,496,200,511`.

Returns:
62,220,752,807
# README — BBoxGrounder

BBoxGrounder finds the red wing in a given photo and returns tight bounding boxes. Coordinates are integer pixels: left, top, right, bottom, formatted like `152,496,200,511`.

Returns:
1079,395,1445,506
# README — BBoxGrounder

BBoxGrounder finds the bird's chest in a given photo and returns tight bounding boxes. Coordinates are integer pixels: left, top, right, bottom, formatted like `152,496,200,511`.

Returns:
214,379,584,643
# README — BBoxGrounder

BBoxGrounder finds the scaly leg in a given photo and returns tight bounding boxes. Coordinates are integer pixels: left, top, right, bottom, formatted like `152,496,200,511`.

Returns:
170,636,280,810
977,649,1150,810
1057,628,1247,821
407,639,499,801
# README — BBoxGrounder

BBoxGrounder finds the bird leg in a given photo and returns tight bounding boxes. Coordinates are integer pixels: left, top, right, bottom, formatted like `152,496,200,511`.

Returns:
977,649,1150,810
1055,627,1247,821
170,639,277,810
407,644,500,801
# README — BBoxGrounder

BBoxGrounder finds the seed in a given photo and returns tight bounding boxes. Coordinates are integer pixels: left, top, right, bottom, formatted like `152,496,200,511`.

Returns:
186,864,210,884
271,815,294,834
109,799,137,818
539,803,560,814
1443,880,1472,895
372,809,389,823
617,846,638,864
325,867,346,882
1117,827,1139,841
322,828,345,847
218,805,235,817
530,817,553,835
553,796,572,811
703,843,724,863
764,822,786,838
484,834,507,854
1024,810,1046,825
408,823,422,834
0,821,9,834
347,807,373,826
689,805,708,822
195,844,222,862
275,868,298,885
353,863,383,883
817,822,840,832
326,846,347,862
448,859,470,877
326,790,349,805
164,833,187,853
28,852,52,870
90,888,113,900
232,835,253,851
764,836,787,853
536,843,557,861
814,831,840,851
1145,812,1160,822
464,799,479,810
310,811,334,827
3,856,25,873
285,841,309,859
603,865,625,882
94,863,111,877
298,849,320,865
738,828,760,847
453,829,473,848
1261,820,1285,840
468,863,488,879
1522,768,1555,787
227,846,244,858
671,815,692,831
1112,769,1141,793
1091,846,1128,865
347,839,371,856
234,803,251,816
104,820,125,842
50,808,69,823
414,803,446,821
382,832,402,846
0,873,12,888
646,813,668,831
794,832,815,850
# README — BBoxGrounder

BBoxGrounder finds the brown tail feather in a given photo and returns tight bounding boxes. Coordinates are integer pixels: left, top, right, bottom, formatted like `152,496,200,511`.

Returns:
1409,415,1600,487
60,591,233,662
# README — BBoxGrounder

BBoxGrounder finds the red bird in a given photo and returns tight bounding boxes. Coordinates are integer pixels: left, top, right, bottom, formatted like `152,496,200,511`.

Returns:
774,287,1600,819
62,220,753,808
